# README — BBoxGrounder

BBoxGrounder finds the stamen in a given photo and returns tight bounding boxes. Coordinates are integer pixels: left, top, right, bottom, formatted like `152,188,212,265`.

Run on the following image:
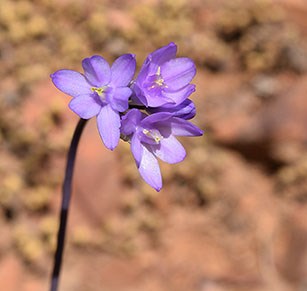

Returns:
154,66,167,88
143,129,150,135
156,66,161,76
145,66,168,91
91,87,104,96
142,128,163,143
91,86,108,101
155,77,164,87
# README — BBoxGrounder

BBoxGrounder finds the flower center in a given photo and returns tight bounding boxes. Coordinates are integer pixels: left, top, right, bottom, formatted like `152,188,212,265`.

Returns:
142,128,163,144
154,66,165,86
155,76,164,87
91,86,108,101
145,66,167,91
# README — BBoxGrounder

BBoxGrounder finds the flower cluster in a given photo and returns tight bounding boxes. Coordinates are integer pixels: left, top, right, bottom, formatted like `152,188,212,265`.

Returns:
51,43,203,191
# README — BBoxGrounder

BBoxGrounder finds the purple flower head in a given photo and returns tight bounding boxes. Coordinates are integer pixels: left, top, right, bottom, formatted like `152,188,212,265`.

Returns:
132,42,196,107
147,99,196,120
51,54,136,150
51,43,203,191
121,109,203,191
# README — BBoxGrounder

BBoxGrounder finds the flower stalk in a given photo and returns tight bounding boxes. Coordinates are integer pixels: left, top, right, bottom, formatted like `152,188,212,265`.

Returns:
50,118,88,291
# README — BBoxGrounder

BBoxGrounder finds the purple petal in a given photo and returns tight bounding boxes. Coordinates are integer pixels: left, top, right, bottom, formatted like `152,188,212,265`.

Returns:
51,70,91,98
109,87,132,112
82,55,111,86
97,104,120,150
121,109,143,136
162,84,196,105
150,42,177,67
136,43,177,83
130,84,149,107
131,134,142,167
135,62,151,87
148,99,196,120
161,58,196,90
151,135,186,164
138,144,162,191
141,112,172,127
143,91,173,107
111,54,136,87
69,94,102,119
170,117,204,136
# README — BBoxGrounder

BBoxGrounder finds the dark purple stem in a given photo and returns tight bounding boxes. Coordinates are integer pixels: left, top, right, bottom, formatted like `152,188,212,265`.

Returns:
50,118,88,291
50,104,144,291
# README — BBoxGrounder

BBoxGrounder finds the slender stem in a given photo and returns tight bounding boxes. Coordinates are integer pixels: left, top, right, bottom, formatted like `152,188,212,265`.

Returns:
50,118,88,291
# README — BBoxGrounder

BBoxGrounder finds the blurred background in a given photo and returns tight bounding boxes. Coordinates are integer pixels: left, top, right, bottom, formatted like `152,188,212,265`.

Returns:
1,0,307,290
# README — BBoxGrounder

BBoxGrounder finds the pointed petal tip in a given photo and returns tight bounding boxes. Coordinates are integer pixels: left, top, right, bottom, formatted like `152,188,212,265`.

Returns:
191,128,204,137
155,185,162,192
108,145,116,151
102,139,118,151
127,53,136,59
149,180,162,192
50,71,60,81
198,128,205,136
50,70,62,79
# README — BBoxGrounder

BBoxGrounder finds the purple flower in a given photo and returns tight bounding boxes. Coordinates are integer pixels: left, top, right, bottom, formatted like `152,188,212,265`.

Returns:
147,99,196,120
121,109,203,191
51,54,136,150
132,42,196,107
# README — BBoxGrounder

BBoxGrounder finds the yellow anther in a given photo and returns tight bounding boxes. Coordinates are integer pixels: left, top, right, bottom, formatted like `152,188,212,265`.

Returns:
142,129,162,144
155,77,164,87
91,86,107,97
91,86,108,101
153,136,161,143
91,87,103,96
154,66,165,87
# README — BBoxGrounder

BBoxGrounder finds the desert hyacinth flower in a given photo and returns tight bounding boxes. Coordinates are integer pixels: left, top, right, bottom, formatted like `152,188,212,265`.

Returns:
121,109,203,191
51,54,136,150
132,42,196,107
